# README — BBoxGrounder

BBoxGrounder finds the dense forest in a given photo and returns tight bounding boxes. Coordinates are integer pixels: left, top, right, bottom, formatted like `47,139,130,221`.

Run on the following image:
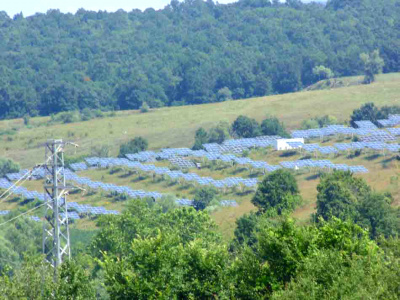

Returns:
0,0,399,119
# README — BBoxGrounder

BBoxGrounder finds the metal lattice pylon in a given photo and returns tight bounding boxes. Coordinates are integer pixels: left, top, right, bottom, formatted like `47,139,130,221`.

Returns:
42,139,71,270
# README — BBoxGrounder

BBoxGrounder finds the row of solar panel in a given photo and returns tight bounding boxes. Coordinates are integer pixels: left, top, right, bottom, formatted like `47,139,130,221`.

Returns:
82,157,259,189
168,157,196,169
376,115,400,128
295,142,400,154
0,210,41,222
116,136,283,164
65,202,119,216
64,169,240,207
279,159,368,173
81,149,371,191
0,177,120,217
291,122,400,139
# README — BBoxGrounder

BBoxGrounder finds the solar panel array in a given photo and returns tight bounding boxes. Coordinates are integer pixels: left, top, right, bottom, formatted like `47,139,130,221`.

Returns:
125,151,158,162
175,199,194,206
354,121,378,130
361,131,396,142
173,152,282,173
30,216,41,222
62,169,207,207
287,141,304,149
122,136,283,162
83,141,375,189
279,159,368,173
186,151,369,174
204,136,282,154
2,127,386,221
377,115,400,127
333,142,400,153
0,178,45,201
302,144,338,155
126,148,194,162
65,202,119,216
220,200,239,207
5,167,47,181
84,157,259,189
0,176,120,218
66,170,239,208
297,141,400,154
168,157,196,169
291,125,378,139
0,210,41,222
69,162,88,172
387,128,400,136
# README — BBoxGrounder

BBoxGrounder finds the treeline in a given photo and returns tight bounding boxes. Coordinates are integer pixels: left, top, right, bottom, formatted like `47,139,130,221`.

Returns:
0,170,399,298
0,0,400,119
192,115,290,149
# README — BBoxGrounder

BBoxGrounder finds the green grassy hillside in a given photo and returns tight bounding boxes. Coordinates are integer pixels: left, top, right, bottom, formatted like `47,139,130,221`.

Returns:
10,138,400,240
0,73,399,168
1,74,400,239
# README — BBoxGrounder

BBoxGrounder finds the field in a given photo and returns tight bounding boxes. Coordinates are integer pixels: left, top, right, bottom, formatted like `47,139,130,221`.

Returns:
0,73,399,168
4,134,399,240
0,73,400,240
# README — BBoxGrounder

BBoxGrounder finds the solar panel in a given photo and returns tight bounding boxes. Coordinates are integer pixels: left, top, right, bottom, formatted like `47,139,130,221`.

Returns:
168,157,196,169
69,162,88,172
354,120,378,130
287,142,304,148
318,146,338,155
220,200,238,207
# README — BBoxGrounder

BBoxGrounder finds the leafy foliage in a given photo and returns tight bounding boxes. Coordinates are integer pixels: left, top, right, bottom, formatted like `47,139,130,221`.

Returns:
252,169,301,214
192,127,208,150
272,248,399,300
312,65,334,80
207,121,231,144
301,115,338,129
356,192,400,239
0,257,95,299
193,186,218,211
118,137,148,157
350,102,400,126
0,157,19,178
192,115,290,150
0,192,398,299
232,115,261,138
0,0,399,119
101,231,230,299
360,50,385,84
316,171,369,221
232,212,259,249
316,171,400,239
260,117,290,137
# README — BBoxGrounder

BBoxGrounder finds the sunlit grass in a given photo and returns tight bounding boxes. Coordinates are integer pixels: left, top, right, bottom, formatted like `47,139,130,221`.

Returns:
0,73,399,168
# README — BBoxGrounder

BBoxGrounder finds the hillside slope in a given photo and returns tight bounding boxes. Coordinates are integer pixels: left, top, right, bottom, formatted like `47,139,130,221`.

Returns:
0,73,399,168
306,73,400,91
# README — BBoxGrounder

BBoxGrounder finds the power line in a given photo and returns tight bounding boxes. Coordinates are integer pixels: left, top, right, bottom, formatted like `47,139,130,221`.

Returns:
0,154,55,204
43,139,71,273
0,202,47,228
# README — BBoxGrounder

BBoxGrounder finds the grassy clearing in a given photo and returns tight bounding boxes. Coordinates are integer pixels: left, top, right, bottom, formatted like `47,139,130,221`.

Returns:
0,140,399,239
0,73,399,168
23,140,400,237
0,73,399,239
